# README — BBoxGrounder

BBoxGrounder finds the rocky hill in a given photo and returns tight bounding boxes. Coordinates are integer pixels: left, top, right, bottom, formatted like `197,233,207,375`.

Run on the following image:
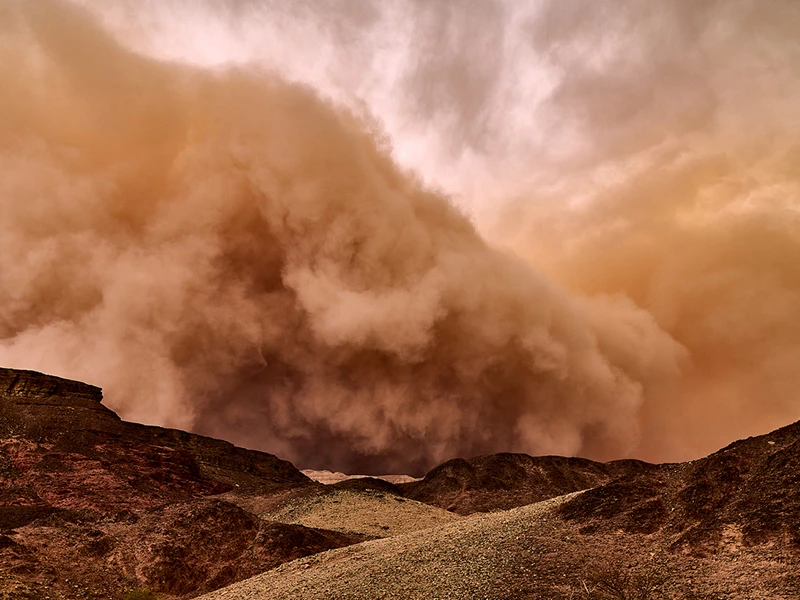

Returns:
397,452,656,514
201,424,800,599
557,419,800,554
0,368,362,599
1,367,798,599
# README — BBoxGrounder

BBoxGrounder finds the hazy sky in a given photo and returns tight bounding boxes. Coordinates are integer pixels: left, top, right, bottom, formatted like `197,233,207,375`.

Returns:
2,0,799,473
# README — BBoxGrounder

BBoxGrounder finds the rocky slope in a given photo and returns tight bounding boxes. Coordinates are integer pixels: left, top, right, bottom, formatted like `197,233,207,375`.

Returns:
201,421,800,599
0,368,363,599
260,486,461,538
2,367,798,599
199,489,799,600
557,419,800,554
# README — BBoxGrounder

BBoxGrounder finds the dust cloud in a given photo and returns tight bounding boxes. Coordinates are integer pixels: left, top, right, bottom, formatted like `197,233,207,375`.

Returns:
492,0,800,461
1,0,797,473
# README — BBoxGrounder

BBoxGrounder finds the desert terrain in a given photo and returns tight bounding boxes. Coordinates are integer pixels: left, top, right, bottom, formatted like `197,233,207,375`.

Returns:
0,367,797,599
3,2,800,599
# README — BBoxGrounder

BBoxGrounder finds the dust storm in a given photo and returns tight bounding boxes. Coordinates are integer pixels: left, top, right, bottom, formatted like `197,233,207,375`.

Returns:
1,0,798,473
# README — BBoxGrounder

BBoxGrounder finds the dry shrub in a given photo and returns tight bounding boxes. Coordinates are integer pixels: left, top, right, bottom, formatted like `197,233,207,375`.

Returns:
570,561,664,600
122,590,160,600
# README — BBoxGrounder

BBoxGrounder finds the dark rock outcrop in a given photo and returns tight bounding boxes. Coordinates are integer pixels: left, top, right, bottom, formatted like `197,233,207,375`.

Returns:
332,477,402,495
0,367,103,403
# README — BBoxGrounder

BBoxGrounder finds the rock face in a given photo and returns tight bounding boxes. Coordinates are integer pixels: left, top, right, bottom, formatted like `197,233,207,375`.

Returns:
0,368,360,599
0,367,115,443
0,368,103,403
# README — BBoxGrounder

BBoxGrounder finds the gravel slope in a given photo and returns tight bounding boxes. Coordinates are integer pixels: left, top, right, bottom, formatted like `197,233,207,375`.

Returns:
198,488,799,600
196,495,572,600
262,488,461,538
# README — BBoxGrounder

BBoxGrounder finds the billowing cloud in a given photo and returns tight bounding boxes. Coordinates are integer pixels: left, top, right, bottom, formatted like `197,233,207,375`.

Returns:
494,0,800,461
2,0,798,473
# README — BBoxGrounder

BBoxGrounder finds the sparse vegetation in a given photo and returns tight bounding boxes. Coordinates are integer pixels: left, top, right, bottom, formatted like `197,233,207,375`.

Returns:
568,562,664,600
122,589,160,600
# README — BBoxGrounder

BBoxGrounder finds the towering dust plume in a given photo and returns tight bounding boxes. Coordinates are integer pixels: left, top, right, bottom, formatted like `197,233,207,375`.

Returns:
0,0,683,472
493,0,800,461
1,0,798,472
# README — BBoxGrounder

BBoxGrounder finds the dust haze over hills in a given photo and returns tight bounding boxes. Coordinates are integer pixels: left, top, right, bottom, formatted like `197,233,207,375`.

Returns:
1,0,799,474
